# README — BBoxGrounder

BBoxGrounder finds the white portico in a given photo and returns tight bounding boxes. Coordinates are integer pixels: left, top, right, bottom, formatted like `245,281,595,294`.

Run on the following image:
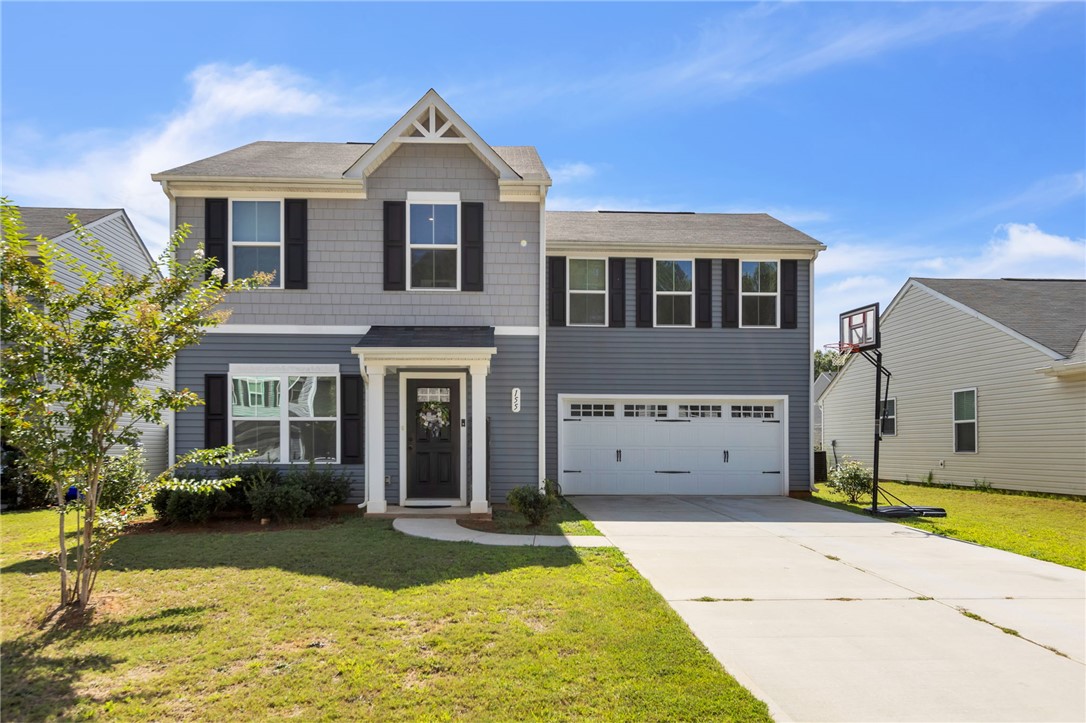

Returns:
351,326,497,515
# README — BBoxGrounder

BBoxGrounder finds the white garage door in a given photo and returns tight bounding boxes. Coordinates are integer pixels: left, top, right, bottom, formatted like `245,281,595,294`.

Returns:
559,397,786,495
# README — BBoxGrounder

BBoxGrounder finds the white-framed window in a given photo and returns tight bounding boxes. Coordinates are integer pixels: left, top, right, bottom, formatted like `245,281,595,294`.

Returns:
570,403,614,418
568,258,608,326
729,404,774,419
740,260,779,327
681,404,722,418
624,404,668,418
407,191,459,290
953,388,977,453
230,200,283,288
229,364,339,464
655,259,694,327
881,398,897,436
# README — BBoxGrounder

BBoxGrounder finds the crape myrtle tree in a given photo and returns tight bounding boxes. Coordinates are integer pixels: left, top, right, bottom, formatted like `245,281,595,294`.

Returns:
0,199,268,609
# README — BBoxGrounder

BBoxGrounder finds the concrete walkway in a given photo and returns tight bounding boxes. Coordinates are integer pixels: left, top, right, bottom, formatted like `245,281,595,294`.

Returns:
571,495,1085,723
392,517,615,548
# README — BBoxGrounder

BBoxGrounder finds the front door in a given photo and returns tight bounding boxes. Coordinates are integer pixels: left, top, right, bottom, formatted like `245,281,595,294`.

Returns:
406,379,460,500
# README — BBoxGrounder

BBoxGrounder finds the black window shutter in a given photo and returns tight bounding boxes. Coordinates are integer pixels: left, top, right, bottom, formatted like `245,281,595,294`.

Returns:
547,256,566,327
722,258,739,328
205,199,228,281
284,199,307,289
608,258,626,328
383,201,406,291
781,259,798,329
695,259,712,328
461,202,484,292
635,258,653,328
204,374,228,448
341,374,364,464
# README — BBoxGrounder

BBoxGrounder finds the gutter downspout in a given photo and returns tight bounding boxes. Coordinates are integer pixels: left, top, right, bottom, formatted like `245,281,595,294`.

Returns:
356,353,370,510
537,185,547,489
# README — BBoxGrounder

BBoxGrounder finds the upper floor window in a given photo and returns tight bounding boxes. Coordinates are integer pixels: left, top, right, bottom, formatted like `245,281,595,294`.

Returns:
655,259,693,327
741,260,778,327
408,192,459,289
568,258,607,326
953,389,976,453
231,200,282,288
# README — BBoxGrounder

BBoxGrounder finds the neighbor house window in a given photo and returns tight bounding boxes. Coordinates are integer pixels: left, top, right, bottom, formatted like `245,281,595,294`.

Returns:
740,260,778,327
231,366,339,463
881,398,897,436
568,258,607,326
231,200,282,287
655,259,693,327
953,389,977,453
408,192,459,289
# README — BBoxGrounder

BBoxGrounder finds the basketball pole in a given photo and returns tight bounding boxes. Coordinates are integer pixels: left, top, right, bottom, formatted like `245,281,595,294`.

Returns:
871,349,882,515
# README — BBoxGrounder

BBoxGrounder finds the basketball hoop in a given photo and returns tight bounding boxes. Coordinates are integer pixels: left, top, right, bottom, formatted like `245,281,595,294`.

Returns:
822,342,859,368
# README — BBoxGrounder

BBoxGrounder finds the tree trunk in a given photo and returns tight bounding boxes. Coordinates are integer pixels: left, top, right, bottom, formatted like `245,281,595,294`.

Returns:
57,487,69,607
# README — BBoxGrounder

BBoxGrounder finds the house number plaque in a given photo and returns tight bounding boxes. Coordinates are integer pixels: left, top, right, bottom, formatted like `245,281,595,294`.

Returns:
511,388,522,413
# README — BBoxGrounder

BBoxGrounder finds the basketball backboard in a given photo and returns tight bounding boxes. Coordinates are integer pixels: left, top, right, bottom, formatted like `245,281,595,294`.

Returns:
839,303,880,351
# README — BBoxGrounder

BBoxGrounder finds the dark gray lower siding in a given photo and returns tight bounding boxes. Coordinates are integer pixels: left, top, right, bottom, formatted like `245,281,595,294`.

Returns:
174,333,539,505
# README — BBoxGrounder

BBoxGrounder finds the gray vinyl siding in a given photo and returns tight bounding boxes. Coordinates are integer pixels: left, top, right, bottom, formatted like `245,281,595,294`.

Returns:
174,144,540,327
821,284,1086,496
547,259,812,491
48,212,167,477
175,333,539,505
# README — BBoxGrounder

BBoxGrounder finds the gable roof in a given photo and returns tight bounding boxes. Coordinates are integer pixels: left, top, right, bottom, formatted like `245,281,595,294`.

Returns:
546,211,825,250
19,207,119,240
914,278,1086,358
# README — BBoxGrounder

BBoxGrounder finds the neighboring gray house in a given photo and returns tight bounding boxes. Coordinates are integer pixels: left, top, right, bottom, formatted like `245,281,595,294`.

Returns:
152,90,825,514
813,372,835,449
820,278,1086,496
19,207,170,477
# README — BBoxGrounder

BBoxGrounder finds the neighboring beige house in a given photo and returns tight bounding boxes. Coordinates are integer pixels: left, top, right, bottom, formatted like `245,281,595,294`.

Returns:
820,278,1085,496
813,371,834,449
19,207,170,478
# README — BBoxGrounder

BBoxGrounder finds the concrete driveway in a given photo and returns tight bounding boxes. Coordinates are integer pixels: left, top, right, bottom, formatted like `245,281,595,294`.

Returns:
571,495,1085,723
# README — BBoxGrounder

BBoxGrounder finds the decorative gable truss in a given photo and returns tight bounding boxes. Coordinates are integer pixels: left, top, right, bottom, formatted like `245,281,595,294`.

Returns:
346,89,547,203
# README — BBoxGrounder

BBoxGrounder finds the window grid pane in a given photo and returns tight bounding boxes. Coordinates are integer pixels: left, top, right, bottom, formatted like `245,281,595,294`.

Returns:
953,390,975,421
411,249,457,288
569,259,606,291
680,404,723,418
570,292,606,325
570,403,614,418
729,404,774,419
409,204,458,246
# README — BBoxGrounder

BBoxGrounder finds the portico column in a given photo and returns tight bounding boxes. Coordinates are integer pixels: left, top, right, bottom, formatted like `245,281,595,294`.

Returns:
470,362,489,514
365,364,387,514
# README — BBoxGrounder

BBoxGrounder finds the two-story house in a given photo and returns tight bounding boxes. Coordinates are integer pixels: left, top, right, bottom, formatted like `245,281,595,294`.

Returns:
153,90,825,515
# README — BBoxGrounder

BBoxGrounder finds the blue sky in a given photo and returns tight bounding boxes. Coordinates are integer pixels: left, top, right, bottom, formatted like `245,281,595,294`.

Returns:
3,1,1083,346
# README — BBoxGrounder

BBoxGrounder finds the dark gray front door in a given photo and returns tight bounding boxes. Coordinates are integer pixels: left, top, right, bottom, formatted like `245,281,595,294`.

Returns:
406,379,460,499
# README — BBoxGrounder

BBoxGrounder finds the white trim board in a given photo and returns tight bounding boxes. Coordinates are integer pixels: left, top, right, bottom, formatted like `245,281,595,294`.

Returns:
206,325,537,336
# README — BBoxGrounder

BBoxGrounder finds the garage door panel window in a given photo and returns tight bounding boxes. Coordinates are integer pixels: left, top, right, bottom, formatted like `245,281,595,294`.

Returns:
679,404,722,418
568,258,608,326
953,389,976,453
570,403,614,418
730,404,775,419
655,260,694,327
740,261,778,327
624,404,668,418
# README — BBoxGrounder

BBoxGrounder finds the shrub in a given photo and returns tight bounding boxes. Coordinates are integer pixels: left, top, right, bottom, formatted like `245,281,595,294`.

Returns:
154,487,231,524
219,465,282,515
98,447,149,512
246,469,311,522
0,443,54,510
827,457,872,503
296,463,351,515
507,483,558,527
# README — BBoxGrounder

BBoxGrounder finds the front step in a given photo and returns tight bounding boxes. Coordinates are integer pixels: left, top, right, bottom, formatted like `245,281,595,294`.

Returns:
366,505,492,521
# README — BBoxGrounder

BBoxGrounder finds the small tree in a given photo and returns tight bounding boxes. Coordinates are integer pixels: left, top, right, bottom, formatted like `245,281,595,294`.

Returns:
0,199,266,609
827,457,873,503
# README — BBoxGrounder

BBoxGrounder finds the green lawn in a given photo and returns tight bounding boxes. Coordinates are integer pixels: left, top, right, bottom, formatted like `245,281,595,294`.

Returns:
459,498,601,536
812,482,1086,570
2,510,768,721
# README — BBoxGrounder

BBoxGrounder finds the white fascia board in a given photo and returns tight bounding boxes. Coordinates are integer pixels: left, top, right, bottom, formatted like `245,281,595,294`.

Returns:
156,178,366,200
349,347,499,366
911,280,1065,361
1036,360,1086,378
544,243,822,259
345,90,520,182
206,325,371,336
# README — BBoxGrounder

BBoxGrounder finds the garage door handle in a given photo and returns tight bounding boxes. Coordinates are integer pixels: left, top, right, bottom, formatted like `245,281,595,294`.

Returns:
655,419,691,423
563,469,582,474
762,419,781,423
616,450,622,462
655,470,691,474
762,471,781,474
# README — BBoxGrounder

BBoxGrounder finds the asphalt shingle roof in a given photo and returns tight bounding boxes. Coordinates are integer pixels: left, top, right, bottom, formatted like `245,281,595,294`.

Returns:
545,211,823,249
355,326,496,348
155,141,548,181
18,207,118,241
915,278,1086,358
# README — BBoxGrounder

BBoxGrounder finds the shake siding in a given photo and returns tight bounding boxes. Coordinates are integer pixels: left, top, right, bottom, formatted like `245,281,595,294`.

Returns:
821,285,1086,496
174,144,540,327
175,334,537,504
546,259,812,491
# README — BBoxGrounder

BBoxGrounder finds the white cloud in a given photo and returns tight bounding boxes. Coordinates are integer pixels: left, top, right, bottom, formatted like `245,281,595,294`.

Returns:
549,162,598,185
3,64,404,254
